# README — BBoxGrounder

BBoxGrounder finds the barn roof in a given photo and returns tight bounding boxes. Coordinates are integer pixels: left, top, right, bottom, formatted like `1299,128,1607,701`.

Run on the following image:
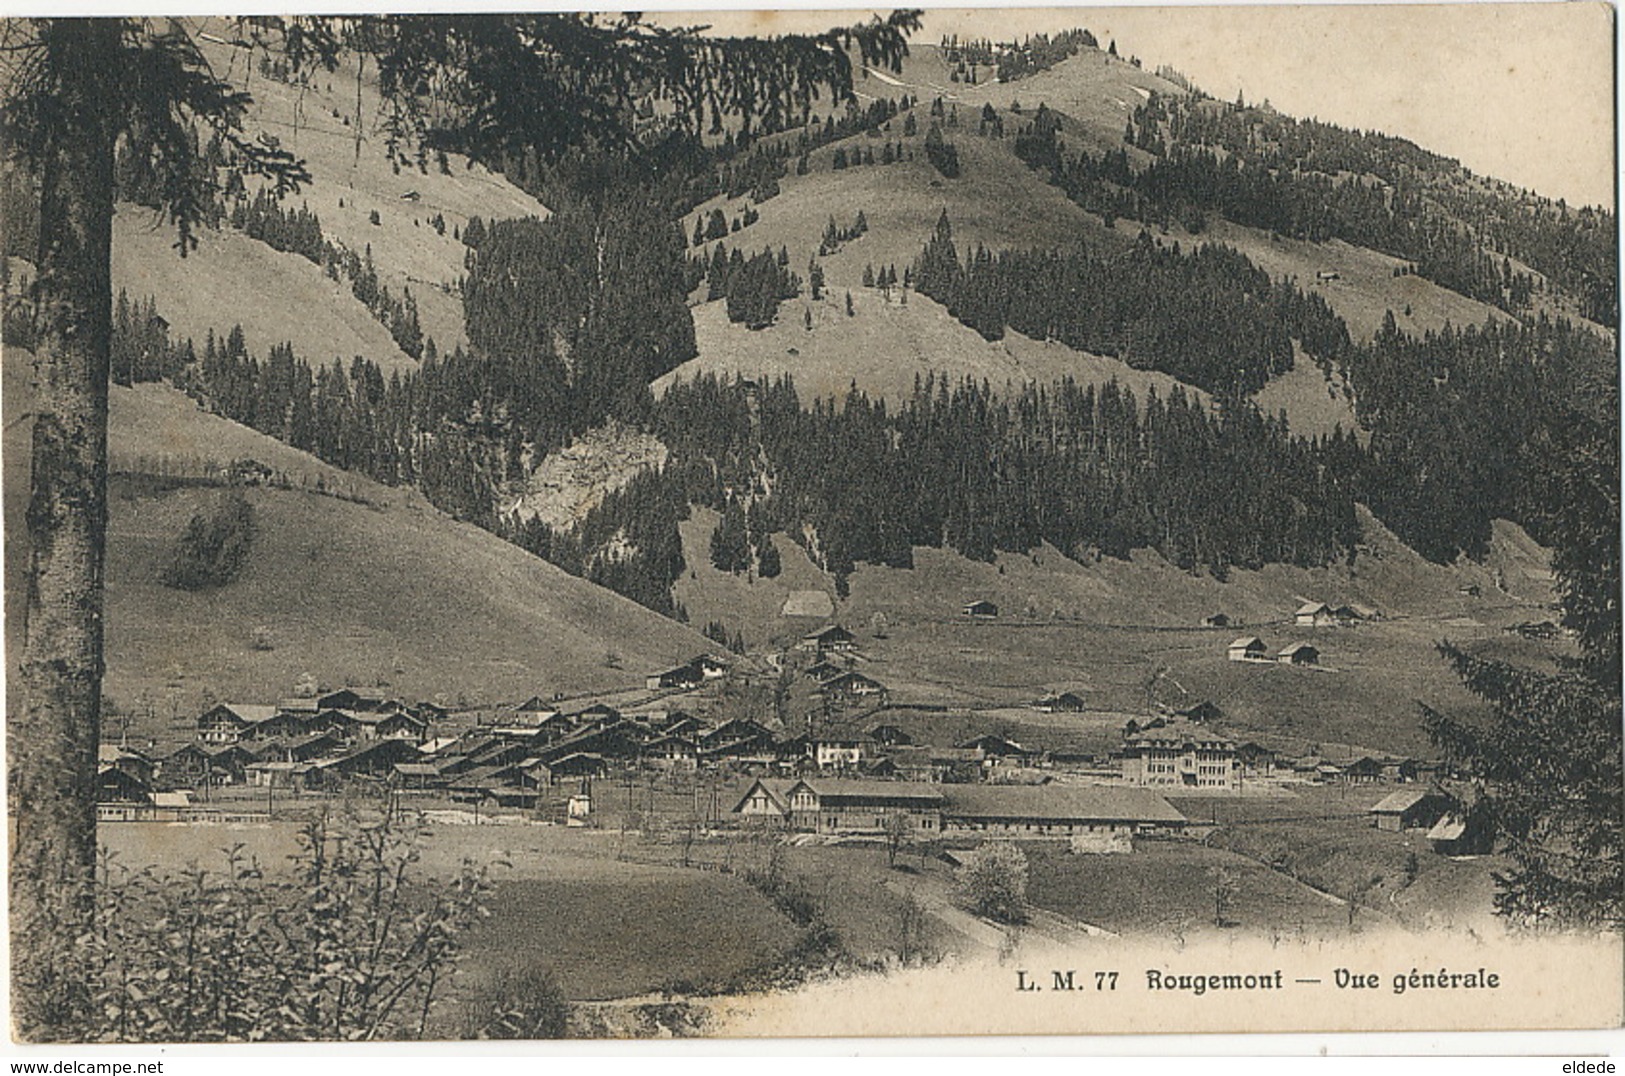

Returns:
1370,788,1434,814
1428,815,1468,842
1297,602,1331,615
943,785,1185,824
792,778,944,804
1228,636,1265,649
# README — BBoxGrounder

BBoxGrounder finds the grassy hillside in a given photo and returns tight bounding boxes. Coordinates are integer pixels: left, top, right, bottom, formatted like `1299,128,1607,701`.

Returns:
4,354,715,714
111,205,417,374
105,29,548,374
669,41,1514,436
672,499,1559,758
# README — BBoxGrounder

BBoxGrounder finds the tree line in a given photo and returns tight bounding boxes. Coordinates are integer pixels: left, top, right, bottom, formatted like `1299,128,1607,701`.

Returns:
913,210,1348,396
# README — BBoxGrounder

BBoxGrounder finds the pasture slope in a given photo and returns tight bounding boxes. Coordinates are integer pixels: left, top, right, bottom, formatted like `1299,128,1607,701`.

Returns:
664,42,1510,435
4,352,716,714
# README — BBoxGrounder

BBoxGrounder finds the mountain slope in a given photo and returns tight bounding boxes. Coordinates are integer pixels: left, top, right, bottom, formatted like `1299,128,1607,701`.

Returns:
4,356,714,710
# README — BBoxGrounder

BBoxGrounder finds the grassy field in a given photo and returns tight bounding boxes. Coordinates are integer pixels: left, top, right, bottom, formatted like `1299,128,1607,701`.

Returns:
1188,786,1507,932
1026,840,1359,939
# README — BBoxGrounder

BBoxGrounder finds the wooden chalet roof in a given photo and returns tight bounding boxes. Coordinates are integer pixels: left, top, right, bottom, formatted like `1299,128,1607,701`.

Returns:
943,785,1186,825
792,778,944,806
1296,601,1331,615
1370,788,1438,814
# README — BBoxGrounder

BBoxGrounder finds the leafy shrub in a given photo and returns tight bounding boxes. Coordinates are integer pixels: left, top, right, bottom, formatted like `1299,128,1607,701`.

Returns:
161,491,256,590
954,841,1029,924
30,808,491,1042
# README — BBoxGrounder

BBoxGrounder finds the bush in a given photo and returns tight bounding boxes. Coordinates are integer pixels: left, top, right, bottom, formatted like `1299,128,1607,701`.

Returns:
460,965,570,1039
26,808,491,1043
954,841,1029,924
161,491,256,590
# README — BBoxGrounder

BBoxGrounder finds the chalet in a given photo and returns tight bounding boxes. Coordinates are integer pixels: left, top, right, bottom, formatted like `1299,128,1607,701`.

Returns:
317,689,401,714
646,662,704,691
1342,756,1386,784
1295,602,1335,627
690,654,730,679
98,744,155,787
246,760,317,790
1175,701,1223,724
733,778,795,820
1332,604,1379,624
96,762,151,804
809,730,875,770
731,777,944,835
513,697,561,724
311,738,422,786
1202,613,1232,629
1277,642,1320,666
1227,636,1268,662
1032,692,1087,713
805,660,849,683
255,730,341,764
941,785,1185,851
1370,789,1451,832
962,600,999,619
886,746,984,783
351,709,428,741
958,733,1030,762
1235,742,1277,777
276,697,322,718
1121,723,1237,791
197,703,278,744
524,753,609,785
821,670,886,701
537,721,646,764
645,735,699,766
799,624,858,655
1428,813,1489,856
867,723,914,746
701,718,778,759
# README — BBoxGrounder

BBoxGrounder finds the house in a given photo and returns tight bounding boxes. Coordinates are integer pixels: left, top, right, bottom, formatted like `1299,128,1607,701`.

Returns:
1032,692,1086,713
1369,789,1451,832
1332,604,1376,624
690,654,730,679
886,746,984,783
646,662,704,691
1342,756,1386,784
196,703,279,744
732,777,944,835
700,718,778,759
1175,701,1223,724
98,744,155,787
733,778,796,821
799,624,857,654
821,670,886,701
645,735,699,767
941,785,1186,851
1428,813,1490,856
1235,742,1276,777
1121,723,1238,791
96,762,151,804
1277,642,1320,666
1295,602,1335,627
809,731,875,770
805,659,849,682
1202,613,1232,629
958,733,1030,763
513,696,561,724
525,753,609,785
351,709,428,741
1227,636,1268,662
962,600,999,619
311,738,423,786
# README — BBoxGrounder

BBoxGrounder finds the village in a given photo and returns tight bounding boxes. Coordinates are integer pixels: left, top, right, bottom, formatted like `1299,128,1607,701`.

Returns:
95,595,1488,865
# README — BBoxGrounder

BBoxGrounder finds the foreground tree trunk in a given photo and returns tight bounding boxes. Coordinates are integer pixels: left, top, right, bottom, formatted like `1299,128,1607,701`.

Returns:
9,18,121,1038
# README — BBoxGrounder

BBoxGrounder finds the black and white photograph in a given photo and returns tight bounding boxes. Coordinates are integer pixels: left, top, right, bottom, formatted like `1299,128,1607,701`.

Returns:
1,3,1619,1044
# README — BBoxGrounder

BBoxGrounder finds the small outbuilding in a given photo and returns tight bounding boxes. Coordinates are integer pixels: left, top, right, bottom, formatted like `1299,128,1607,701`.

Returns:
1277,642,1320,666
962,600,999,619
1295,602,1335,627
1369,788,1451,832
1227,636,1268,662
